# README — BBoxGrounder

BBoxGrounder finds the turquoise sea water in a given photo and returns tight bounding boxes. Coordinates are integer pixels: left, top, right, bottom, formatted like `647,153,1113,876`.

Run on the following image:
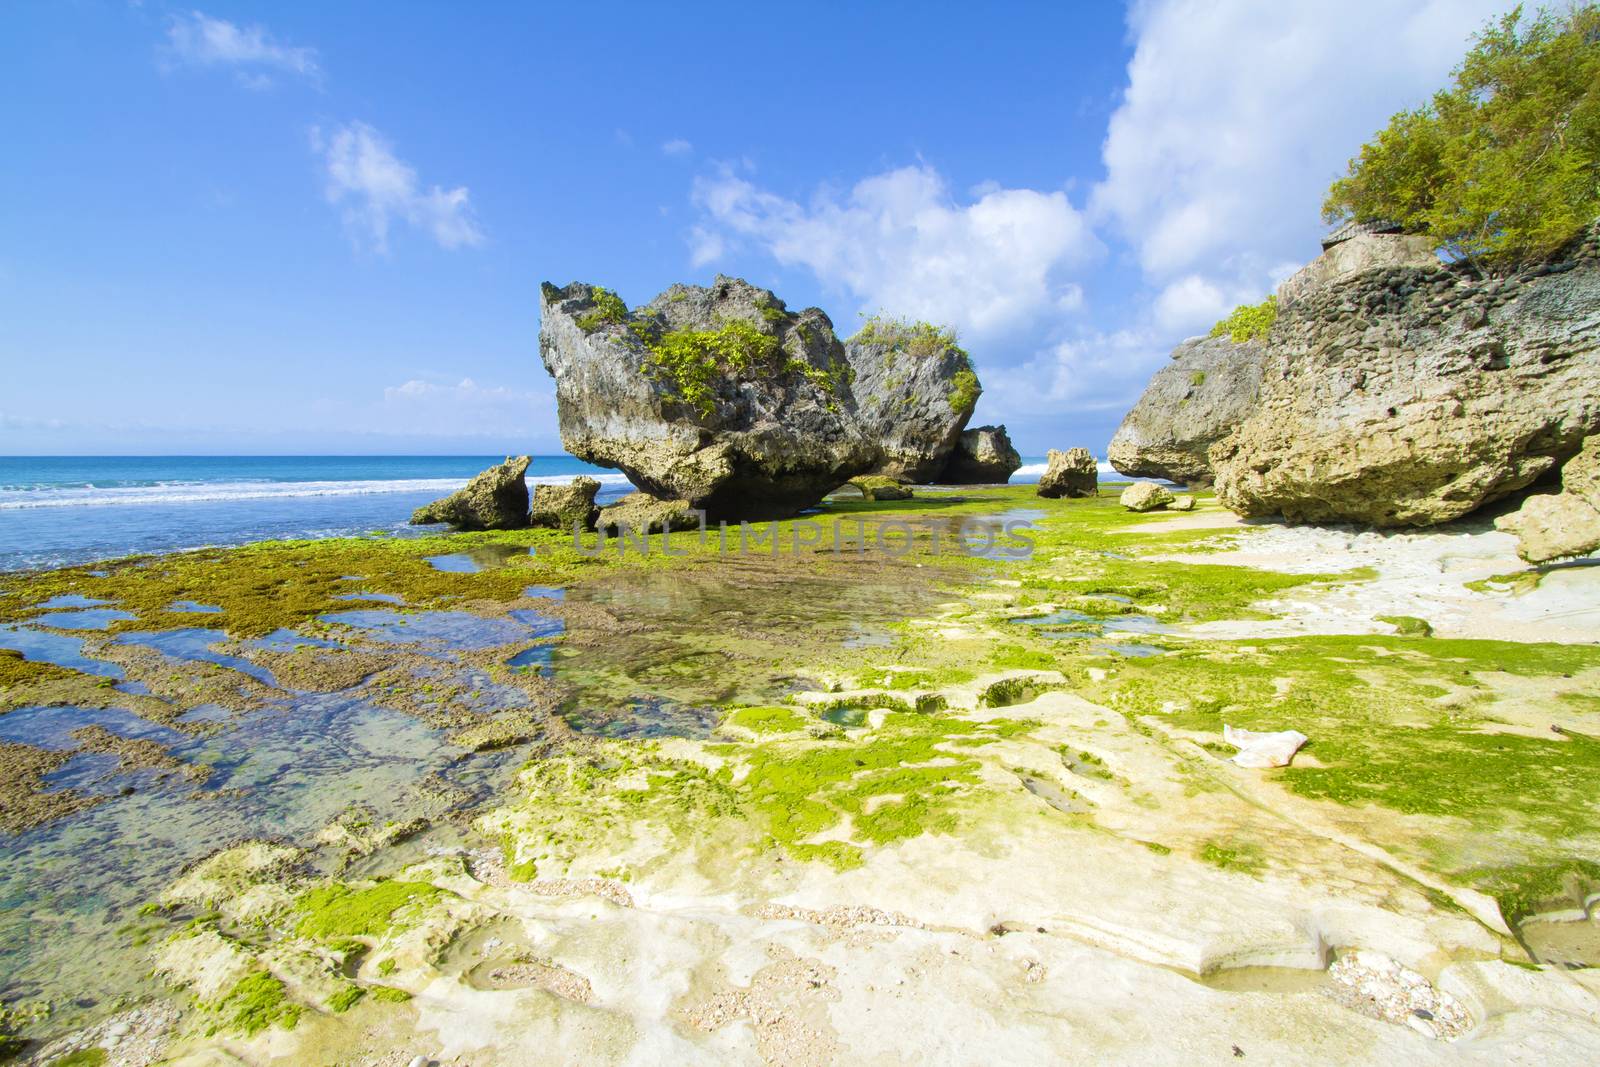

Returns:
0,454,1065,572
0,456,629,572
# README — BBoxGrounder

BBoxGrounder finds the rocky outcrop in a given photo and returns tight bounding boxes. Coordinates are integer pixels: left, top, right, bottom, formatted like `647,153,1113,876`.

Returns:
1276,233,1438,311
848,475,913,502
942,425,1021,484
528,476,600,531
1496,435,1600,562
410,456,530,530
844,322,978,482
1120,482,1173,512
539,277,877,522
1037,448,1098,499
1108,334,1266,486
1211,226,1600,526
595,492,700,535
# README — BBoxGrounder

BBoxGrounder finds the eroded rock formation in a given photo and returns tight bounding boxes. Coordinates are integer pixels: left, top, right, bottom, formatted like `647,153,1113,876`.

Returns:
1108,335,1266,486
410,456,531,530
1037,448,1098,499
942,425,1021,484
1212,227,1600,526
844,321,979,482
539,277,877,521
1496,434,1600,562
528,476,600,532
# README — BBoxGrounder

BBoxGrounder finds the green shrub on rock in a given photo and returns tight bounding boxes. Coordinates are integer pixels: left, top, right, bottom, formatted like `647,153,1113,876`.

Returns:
1208,295,1277,343
1323,5,1600,264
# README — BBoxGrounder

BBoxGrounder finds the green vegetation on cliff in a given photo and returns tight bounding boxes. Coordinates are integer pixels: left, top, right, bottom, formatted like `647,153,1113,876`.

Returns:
1208,295,1277,343
1324,5,1600,262
850,315,980,412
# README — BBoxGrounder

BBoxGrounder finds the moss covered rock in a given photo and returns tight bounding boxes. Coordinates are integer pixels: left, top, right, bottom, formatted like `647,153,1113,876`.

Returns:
539,277,876,521
410,456,531,531
1120,482,1174,512
848,475,913,502
1037,448,1097,499
529,476,600,532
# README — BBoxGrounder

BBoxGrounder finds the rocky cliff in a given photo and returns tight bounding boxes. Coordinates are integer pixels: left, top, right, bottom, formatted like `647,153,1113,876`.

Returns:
1211,226,1600,526
539,277,877,521
1107,334,1266,486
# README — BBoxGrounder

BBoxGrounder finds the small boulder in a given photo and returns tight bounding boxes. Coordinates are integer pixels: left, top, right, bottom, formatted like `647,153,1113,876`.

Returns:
1037,448,1098,499
529,476,601,531
595,492,701,535
942,425,1021,484
848,475,913,502
1120,482,1174,512
410,457,531,530
1169,495,1196,512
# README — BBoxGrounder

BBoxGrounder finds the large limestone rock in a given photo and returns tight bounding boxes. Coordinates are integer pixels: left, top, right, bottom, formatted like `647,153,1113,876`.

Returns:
1496,435,1600,562
528,476,600,531
539,277,877,521
1120,482,1174,512
1276,232,1439,310
1037,448,1098,499
942,425,1021,484
410,456,530,530
1108,334,1266,486
1211,226,1600,526
845,323,978,482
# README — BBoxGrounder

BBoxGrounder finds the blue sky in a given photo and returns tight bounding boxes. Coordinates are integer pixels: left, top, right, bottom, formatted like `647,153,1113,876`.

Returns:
0,1,1504,456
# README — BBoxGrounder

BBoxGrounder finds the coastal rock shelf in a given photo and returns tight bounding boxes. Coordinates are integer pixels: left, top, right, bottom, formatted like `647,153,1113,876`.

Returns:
3,486,1598,1063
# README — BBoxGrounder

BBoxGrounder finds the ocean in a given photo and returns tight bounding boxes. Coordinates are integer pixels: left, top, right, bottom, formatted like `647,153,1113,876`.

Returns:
0,454,1074,572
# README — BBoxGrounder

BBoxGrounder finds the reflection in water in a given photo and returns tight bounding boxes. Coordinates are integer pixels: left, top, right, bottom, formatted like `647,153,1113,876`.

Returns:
0,623,125,679
0,692,521,1027
425,544,533,574
114,628,277,685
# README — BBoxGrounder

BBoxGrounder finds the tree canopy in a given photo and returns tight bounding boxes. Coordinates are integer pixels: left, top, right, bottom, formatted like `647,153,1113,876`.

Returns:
1323,4,1600,264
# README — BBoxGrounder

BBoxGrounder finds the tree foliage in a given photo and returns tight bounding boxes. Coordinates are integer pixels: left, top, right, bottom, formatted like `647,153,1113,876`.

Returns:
1324,4,1600,263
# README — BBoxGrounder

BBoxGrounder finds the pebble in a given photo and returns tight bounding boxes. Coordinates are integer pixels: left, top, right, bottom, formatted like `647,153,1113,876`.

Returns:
408,1056,429,1067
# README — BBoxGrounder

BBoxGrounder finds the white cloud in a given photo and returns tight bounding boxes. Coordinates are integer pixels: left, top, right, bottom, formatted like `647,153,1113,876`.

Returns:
381,378,549,437
689,164,1098,340
165,11,320,88
315,122,485,253
1093,0,1503,305
982,328,1172,419
662,138,693,157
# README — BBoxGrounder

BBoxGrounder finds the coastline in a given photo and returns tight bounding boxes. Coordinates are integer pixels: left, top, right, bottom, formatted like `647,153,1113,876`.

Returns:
3,484,1598,1063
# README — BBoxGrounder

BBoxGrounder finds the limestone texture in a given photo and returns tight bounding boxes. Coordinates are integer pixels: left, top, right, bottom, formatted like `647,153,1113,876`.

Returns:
1108,334,1266,486
1209,226,1600,526
942,425,1021,484
539,277,876,521
1037,448,1098,499
529,477,601,532
1496,434,1600,562
410,457,531,530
